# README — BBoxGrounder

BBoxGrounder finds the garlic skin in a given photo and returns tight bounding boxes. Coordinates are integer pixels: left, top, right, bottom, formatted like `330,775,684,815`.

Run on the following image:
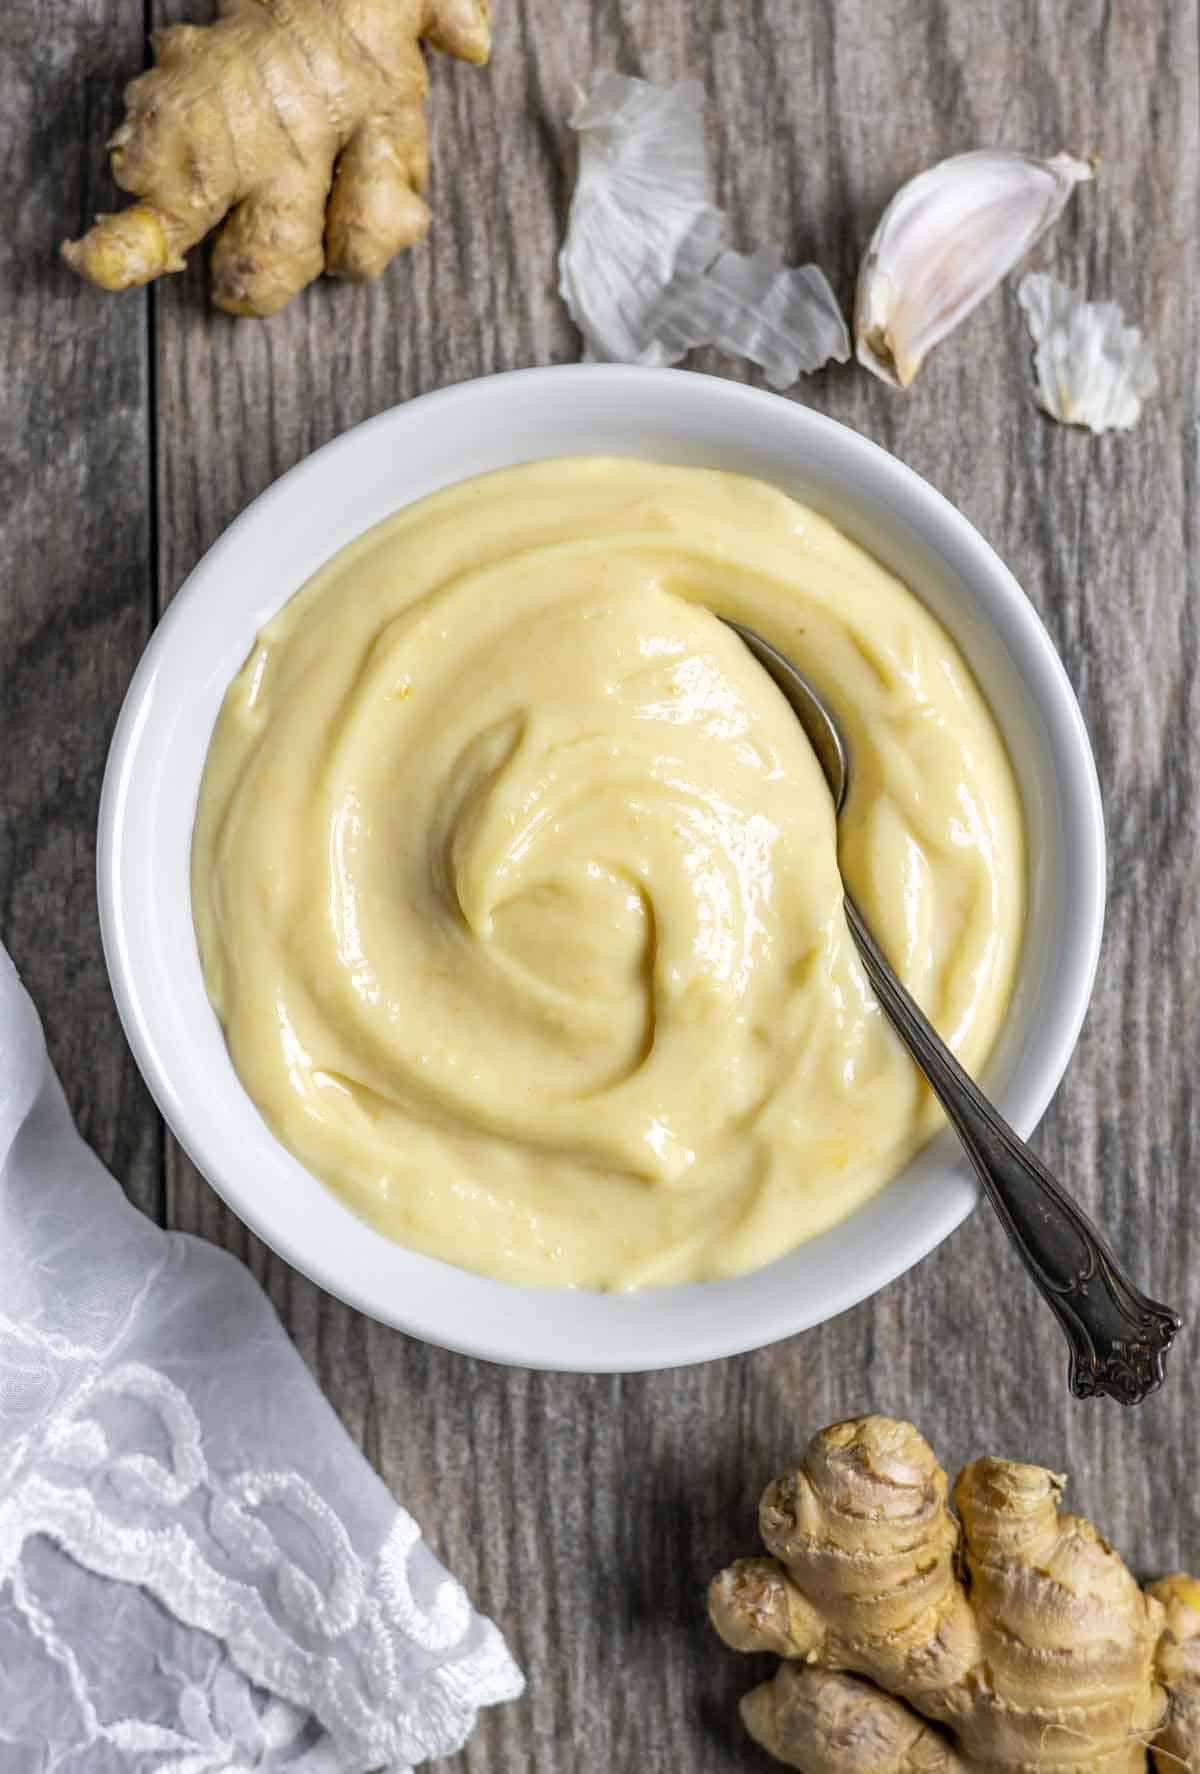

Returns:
1017,273,1158,433
558,72,849,384
648,247,850,389
855,150,1094,388
558,73,722,366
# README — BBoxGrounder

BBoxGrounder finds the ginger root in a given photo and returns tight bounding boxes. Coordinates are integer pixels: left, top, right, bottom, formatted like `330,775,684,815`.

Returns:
710,1417,1200,1772
62,0,490,316
1150,1576,1200,1772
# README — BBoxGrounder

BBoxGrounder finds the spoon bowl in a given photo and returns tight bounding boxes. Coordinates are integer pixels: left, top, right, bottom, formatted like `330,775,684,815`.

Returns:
723,620,850,814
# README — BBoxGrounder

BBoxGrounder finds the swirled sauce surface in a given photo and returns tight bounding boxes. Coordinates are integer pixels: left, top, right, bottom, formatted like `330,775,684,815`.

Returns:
192,460,1024,1287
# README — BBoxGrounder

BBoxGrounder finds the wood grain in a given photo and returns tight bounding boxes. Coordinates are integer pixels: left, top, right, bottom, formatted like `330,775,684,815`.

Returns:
0,0,162,1216
4,0,1197,1766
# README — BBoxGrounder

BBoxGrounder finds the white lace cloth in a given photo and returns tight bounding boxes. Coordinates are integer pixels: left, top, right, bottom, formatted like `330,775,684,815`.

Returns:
0,945,523,1772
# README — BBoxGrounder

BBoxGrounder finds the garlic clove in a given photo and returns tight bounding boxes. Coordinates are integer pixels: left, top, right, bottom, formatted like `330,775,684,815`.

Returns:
1017,273,1158,433
647,246,851,388
557,72,724,366
855,150,1093,388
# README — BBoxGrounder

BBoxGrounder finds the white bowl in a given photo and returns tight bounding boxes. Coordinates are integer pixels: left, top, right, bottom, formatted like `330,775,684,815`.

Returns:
98,366,1104,1372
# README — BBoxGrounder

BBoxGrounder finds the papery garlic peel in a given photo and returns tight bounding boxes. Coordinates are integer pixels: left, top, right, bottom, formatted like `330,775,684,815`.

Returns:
559,72,849,384
648,247,850,389
1018,272,1158,433
558,72,722,366
855,149,1093,388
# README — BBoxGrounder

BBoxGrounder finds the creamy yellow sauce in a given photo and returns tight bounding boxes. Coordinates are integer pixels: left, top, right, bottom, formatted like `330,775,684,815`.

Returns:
192,459,1024,1288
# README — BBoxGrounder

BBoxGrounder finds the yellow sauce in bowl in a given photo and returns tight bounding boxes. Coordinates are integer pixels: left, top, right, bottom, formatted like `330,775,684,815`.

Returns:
192,459,1024,1287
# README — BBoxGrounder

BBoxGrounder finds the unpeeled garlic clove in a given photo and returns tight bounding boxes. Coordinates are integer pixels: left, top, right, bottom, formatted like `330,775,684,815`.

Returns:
1017,273,1157,432
855,149,1094,388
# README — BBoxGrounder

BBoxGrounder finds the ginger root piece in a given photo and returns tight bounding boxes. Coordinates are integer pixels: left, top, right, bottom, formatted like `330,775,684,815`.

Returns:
742,1665,969,1773
62,0,490,316
1149,1575,1200,1771
710,1417,1192,1772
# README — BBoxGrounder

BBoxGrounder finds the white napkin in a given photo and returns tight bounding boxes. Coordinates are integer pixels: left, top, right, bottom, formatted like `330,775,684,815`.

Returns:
0,944,523,1772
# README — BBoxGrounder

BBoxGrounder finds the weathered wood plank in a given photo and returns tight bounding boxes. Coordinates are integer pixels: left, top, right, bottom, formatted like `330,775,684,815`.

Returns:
0,2,161,1216
144,0,1199,1767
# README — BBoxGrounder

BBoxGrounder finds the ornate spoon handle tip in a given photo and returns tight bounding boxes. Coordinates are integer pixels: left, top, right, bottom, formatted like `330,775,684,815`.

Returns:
843,896,1181,1406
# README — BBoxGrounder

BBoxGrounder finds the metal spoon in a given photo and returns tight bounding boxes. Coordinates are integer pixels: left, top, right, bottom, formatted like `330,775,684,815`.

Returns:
726,619,1181,1405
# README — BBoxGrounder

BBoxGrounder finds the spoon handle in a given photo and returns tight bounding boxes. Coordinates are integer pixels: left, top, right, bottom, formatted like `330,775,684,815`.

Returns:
842,894,1180,1405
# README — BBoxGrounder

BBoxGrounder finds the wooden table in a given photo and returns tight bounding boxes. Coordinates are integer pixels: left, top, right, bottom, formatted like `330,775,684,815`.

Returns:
3,3,1196,1765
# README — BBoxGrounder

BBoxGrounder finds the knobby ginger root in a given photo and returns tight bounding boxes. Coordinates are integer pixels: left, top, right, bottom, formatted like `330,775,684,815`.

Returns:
1150,1576,1200,1772
709,1417,1200,1772
62,0,490,316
